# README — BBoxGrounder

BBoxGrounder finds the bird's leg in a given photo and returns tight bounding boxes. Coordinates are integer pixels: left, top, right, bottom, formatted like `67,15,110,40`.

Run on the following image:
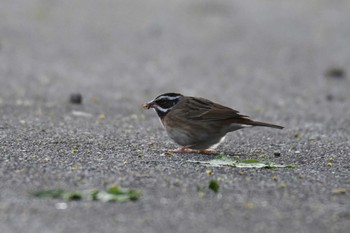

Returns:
167,147,217,154
198,149,217,154
167,147,194,153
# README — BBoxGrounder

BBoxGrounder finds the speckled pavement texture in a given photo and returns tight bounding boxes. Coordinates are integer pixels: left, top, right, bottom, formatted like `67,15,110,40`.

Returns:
0,1,349,233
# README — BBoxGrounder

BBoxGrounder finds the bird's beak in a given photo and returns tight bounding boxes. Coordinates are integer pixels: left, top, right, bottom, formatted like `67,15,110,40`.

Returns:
143,101,154,109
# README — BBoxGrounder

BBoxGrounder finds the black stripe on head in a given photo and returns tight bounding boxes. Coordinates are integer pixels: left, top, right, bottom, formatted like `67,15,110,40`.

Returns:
155,93,184,100
153,93,183,118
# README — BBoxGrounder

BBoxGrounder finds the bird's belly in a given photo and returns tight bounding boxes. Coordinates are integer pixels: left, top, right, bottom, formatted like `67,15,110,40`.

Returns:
165,126,225,149
166,127,194,147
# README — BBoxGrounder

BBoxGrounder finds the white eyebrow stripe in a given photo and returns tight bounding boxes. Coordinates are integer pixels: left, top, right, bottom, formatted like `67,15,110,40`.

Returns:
156,95,181,101
154,105,171,113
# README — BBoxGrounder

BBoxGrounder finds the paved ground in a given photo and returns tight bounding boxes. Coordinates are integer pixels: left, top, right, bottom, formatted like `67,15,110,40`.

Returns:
1,0,350,233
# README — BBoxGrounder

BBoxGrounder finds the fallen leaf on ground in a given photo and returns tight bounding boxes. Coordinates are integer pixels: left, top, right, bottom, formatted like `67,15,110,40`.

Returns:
32,185,141,202
187,154,295,168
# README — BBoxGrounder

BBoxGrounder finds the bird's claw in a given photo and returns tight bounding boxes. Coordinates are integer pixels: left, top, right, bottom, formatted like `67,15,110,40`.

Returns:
167,148,217,154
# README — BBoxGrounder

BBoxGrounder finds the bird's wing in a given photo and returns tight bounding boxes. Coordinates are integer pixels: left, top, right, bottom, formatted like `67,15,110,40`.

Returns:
170,97,283,129
177,97,249,122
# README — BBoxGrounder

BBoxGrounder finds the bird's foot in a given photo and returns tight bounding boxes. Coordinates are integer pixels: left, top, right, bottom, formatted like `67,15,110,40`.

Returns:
167,147,194,153
198,149,217,154
167,148,217,154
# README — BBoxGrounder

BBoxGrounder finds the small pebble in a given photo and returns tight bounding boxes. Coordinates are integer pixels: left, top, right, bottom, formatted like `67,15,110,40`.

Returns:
274,151,281,157
55,202,68,210
326,94,334,101
98,114,106,120
69,93,83,104
325,67,346,79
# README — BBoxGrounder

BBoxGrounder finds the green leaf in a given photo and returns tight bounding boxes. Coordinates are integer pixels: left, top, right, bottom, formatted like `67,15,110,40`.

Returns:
64,192,83,200
187,154,295,169
32,185,141,202
241,159,260,163
107,185,123,195
32,189,65,199
90,190,100,200
208,180,219,193
96,188,140,202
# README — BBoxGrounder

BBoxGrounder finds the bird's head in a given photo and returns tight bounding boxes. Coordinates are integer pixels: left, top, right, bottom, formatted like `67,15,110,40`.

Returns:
143,93,184,118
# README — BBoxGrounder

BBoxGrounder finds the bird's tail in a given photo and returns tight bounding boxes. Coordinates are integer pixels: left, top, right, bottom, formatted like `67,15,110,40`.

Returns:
249,120,284,129
239,119,284,129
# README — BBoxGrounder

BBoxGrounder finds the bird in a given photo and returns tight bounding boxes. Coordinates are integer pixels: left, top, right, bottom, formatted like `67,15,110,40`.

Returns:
143,92,283,153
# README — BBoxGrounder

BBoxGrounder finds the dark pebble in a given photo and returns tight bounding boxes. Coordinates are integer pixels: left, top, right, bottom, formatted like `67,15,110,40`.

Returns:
274,152,281,157
69,93,83,104
325,67,346,79
326,94,334,101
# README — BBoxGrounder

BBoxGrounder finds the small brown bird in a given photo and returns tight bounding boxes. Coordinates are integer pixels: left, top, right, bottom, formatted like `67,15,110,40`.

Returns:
144,93,283,153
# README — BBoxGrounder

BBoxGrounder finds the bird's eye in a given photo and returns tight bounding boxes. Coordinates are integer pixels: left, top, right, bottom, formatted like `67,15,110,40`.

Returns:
157,99,168,106
156,99,177,108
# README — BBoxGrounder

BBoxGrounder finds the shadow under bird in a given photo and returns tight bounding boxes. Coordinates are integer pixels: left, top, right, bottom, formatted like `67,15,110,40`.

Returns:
144,93,283,153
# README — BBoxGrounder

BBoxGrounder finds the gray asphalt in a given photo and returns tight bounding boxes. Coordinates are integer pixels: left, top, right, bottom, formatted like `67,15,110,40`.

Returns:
1,1,350,233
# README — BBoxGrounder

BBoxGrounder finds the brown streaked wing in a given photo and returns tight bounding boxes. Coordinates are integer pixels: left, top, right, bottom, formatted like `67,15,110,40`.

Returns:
180,97,249,121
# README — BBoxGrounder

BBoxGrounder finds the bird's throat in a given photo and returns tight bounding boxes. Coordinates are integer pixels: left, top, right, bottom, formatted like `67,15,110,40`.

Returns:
155,108,169,118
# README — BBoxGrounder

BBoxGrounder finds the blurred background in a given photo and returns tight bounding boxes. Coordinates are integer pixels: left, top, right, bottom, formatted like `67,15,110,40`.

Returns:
0,0,349,123
1,1,349,233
